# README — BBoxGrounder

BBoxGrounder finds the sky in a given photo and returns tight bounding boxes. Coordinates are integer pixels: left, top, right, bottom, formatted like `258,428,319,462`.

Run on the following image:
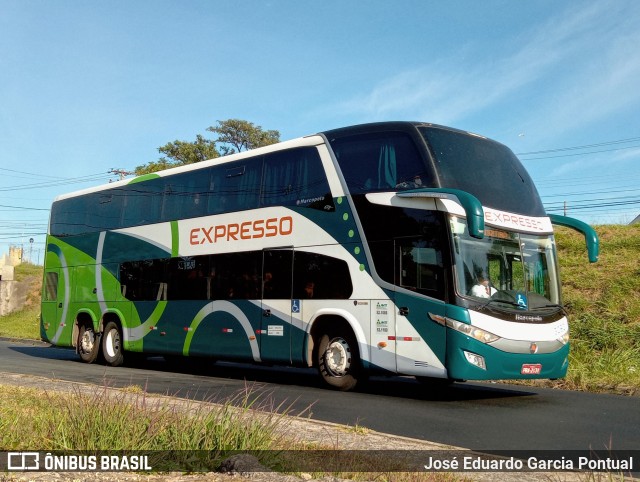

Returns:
1,0,639,262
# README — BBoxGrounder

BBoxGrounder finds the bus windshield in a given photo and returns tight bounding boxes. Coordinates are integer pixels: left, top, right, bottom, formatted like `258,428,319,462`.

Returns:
450,216,561,310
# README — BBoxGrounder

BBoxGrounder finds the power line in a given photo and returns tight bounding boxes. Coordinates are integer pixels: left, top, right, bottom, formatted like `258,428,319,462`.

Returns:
0,204,50,211
520,143,640,161
541,187,639,199
516,136,640,156
543,194,640,206
0,167,69,179
0,173,111,192
545,198,640,212
535,173,640,188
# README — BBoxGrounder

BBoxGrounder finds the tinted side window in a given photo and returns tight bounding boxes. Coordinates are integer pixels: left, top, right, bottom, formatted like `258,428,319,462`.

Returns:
293,252,352,299
120,259,170,301
121,252,263,301
330,131,433,194
210,251,262,300
354,196,448,301
262,147,332,210
90,191,123,230
43,271,58,301
121,179,165,227
262,250,293,299
161,171,210,221
50,197,88,236
166,256,211,300
218,158,263,213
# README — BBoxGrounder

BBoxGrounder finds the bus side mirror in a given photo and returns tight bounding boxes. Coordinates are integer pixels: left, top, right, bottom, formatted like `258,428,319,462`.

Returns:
548,214,599,263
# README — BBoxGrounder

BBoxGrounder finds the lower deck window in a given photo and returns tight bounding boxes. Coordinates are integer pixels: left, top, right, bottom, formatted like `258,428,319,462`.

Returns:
119,249,352,302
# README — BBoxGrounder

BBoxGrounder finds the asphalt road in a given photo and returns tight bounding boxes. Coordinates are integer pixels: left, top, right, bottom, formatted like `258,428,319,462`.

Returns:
1,338,639,453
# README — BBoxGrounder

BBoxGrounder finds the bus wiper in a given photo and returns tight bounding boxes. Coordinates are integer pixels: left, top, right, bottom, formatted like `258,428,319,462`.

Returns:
476,297,521,312
530,304,568,316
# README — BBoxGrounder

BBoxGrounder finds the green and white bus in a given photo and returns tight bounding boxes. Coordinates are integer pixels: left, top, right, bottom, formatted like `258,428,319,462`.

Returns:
41,122,599,390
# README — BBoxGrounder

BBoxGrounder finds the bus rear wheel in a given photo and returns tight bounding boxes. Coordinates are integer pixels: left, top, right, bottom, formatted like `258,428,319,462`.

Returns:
101,321,124,367
78,322,100,364
317,331,359,391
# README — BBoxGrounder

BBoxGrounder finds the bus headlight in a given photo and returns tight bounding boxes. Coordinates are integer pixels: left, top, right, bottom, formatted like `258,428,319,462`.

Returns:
445,318,500,344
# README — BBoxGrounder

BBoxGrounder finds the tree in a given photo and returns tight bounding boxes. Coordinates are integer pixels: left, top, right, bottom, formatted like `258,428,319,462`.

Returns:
134,119,280,175
207,119,280,155
135,135,219,175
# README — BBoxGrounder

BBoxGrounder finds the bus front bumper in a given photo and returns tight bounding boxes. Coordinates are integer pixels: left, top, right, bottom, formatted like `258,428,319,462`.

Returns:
446,330,569,381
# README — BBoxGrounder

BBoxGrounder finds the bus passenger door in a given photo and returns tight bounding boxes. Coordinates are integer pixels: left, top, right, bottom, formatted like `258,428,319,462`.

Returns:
393,237,447,377
260,249,293,364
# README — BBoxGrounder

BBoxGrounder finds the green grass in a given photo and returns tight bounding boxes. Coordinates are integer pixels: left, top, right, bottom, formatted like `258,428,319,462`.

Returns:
0,384,466,480
0,303,40,339
0,384,288,471
0,263,42,339
550,225,640,394
13,262,43,282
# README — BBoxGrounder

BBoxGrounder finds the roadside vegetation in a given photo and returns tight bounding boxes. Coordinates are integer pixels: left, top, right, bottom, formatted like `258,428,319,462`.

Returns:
1,225,639,395
0,262,41,339
0,383,464,480
0,384,285,470
550,224,640,394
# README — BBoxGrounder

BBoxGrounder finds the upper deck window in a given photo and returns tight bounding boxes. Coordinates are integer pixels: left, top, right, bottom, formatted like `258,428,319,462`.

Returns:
50,147,332,236
329,131,434,194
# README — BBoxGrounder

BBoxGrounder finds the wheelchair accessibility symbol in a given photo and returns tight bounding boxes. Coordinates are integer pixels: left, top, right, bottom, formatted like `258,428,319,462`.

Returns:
516,293,528,309
291,299,300,313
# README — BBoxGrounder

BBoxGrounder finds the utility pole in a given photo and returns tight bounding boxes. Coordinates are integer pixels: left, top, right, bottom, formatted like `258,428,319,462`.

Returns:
108,168,134,181
563,201,567,216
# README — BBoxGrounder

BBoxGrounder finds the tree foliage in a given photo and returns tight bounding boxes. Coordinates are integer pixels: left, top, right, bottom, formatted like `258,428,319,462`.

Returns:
134,119,280,175
207,119,280,156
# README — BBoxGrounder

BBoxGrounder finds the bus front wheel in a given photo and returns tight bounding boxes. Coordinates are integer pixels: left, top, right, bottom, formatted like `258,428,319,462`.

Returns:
78,322,100,364
317,331,359,391
101,321,124,367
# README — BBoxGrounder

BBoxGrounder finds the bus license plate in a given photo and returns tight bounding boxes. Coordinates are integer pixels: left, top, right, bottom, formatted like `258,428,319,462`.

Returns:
521,364,542,375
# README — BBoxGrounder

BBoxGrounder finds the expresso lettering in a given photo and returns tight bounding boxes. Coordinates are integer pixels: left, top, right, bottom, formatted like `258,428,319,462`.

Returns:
190,216,293,245
485,211,544,231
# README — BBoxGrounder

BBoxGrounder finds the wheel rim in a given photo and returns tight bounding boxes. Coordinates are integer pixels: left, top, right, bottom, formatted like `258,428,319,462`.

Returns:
105,329,120,359
325,338,351,377
81,328,95,354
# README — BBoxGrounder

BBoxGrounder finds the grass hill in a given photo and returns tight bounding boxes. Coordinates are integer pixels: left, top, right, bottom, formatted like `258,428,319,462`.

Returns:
1,224,639,394
0,262,42,339
552,224,640,394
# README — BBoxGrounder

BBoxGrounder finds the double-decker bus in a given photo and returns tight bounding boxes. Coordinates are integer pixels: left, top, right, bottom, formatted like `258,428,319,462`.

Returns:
41,122,599,390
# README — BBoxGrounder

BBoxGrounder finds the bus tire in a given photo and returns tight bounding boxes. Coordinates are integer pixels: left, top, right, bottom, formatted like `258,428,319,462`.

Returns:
101,320,124,367
317,331,359,391
78,322,100,364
